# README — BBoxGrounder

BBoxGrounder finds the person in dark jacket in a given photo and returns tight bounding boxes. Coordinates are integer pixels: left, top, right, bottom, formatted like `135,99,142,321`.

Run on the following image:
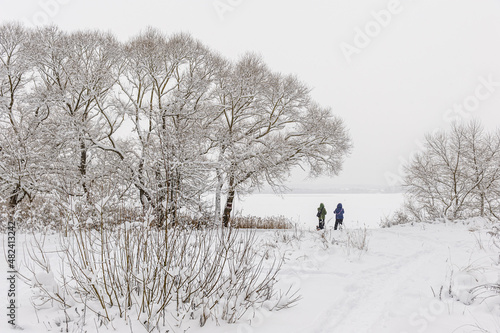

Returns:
334,203,344,230
316,203,326,230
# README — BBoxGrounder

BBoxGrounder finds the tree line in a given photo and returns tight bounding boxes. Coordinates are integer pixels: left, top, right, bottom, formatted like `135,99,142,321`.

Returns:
0,23,352,227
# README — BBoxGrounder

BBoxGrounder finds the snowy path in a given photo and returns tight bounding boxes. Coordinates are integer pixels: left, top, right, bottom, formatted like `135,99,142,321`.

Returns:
311,229,446,332
230,224,486,333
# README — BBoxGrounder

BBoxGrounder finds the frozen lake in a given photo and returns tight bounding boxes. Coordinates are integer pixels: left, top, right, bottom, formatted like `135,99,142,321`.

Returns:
234,192,404,229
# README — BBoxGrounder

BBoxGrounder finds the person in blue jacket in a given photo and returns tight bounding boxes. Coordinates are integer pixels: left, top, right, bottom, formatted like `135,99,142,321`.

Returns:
334,203,344,230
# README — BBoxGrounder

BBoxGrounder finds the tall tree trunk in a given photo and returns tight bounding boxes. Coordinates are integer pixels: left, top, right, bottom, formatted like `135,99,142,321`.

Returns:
8,184,25,224
154,166,165,227
167,170,180,226
222,174,235,228
79,139,89,200
479,192,485,217
214,168,223,225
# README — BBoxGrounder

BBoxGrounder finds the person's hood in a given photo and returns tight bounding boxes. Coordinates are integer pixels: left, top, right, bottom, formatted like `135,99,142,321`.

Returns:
337,203,342,209
320,203,325,209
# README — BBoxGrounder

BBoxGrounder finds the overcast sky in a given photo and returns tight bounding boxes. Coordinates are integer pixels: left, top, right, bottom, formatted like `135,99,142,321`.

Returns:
2,0,500,190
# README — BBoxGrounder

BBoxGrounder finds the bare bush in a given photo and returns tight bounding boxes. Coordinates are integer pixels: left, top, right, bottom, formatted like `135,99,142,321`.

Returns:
22,222,298,330
380,207,414,228
313,226,369,255
440,225,500,313
271,226,305,244
464,225,500,305
344,227,369,254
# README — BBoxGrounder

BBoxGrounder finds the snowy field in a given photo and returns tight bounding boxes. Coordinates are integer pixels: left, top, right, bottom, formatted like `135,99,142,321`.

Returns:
2,216,500,332
235,192,404,229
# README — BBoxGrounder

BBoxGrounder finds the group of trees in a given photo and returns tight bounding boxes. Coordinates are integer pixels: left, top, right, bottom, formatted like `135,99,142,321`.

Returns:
0,23,352,227
403,120,500,221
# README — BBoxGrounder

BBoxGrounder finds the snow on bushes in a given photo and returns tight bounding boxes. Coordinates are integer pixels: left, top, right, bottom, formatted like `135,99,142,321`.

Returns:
21,225,299,331
441,221,500,317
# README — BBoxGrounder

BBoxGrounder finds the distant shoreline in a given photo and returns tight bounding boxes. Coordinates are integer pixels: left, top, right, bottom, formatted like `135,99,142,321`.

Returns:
255,188,404,195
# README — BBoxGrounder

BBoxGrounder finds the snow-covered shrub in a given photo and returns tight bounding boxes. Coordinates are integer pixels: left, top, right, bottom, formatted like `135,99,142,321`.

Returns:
0,197,10,231
344,227,369,253
450,269,487,305
464,224,500,305
322,227,370,255
380,208,414,228
24,224,297,330
0,195,63,232
443,225,500,311
273,226,305,244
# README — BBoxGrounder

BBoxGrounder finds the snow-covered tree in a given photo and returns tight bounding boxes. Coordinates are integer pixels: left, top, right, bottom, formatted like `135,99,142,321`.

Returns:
117,28,222,224
211,53,352,226
462,121,500,218
0,23,43,215
404,121,500,220
1,24,353,228
29,26,123,204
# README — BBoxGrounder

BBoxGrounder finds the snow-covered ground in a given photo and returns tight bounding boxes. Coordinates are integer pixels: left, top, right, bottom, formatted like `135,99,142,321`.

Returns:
209,221,500,333
2,217,500,332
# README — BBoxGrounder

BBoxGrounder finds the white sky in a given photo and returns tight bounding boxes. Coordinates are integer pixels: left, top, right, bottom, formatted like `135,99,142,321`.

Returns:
2,0,500,189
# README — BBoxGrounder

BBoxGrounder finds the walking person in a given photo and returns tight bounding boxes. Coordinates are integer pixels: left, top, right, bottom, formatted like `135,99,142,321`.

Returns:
334,203,344,230
316,203,326,230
